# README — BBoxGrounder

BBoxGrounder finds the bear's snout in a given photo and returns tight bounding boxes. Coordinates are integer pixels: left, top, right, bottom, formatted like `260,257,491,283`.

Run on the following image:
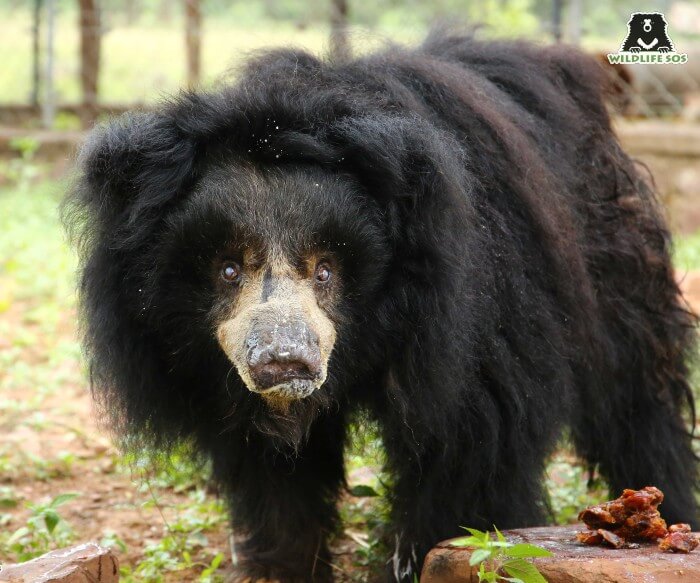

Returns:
245,319,323,396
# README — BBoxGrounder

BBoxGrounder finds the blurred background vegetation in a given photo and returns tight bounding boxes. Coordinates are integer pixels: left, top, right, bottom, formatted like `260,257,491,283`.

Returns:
0,0,699,581
0,0,698,109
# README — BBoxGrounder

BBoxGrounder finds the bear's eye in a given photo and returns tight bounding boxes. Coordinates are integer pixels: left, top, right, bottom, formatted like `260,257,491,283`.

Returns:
221,261,242,284
314,262,332,285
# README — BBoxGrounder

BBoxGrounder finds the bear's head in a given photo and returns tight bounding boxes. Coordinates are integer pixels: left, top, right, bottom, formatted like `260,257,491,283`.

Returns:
73,124,393,410
203,165,376,406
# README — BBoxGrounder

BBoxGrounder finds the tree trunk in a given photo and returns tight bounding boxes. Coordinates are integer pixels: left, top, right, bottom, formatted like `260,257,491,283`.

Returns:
125,0,140,26
79,0,101,124
184,0,201,88
567,0,582,45
551,0,563,42
329,0,350,61
157,0,173,23
30,0,42,107
42,0,55,129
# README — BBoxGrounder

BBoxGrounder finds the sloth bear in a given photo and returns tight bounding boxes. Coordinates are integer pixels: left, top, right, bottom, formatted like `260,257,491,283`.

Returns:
64,31,698,582
621,12,675,53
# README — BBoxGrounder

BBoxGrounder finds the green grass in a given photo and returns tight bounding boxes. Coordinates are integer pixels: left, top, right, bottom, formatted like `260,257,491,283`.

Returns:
675,232,700,273
0,179,74,306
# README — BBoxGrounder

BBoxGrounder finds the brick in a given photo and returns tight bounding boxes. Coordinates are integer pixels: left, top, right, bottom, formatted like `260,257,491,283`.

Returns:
0,543,118,583
421,525,700,583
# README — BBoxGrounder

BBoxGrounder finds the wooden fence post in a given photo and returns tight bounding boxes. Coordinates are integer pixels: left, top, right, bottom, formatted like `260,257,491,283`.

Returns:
79,0,101,125
185,0,201,89
329,0,350,61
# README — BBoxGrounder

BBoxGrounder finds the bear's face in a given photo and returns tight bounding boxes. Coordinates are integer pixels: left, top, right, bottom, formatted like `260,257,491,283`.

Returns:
154,162,389,407
215,245,337,405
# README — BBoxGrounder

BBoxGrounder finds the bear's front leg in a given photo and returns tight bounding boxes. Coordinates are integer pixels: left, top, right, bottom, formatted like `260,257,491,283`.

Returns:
213,417,347,583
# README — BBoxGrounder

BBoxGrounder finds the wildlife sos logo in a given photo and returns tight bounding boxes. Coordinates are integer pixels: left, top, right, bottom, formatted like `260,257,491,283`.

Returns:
607,12,688,65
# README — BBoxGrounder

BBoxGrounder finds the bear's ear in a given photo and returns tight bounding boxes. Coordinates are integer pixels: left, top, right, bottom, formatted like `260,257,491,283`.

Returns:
542,46,609,124
325,112,474,249
71,111,198,244
328,113,467,207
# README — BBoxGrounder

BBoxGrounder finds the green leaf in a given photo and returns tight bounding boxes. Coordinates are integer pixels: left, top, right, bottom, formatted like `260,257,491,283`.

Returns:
502,558,548,583
210,553,224,569
44,509,60,533
6,526,29,545
494,525,506,543
349,484,379,497
504,544,553,559
187,531,208,548
50,493,79,508
449,535,484,548
462,527,487,538
478,565,498,583
469,548,493,566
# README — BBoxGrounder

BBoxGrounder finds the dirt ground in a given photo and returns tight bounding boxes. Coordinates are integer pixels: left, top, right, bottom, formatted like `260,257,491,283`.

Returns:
680,271,700,314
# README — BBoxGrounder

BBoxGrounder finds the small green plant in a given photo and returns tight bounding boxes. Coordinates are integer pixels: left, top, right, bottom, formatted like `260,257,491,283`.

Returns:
2,493,78,561
0,486,19,510
118,484,226,582
3,137,40,190
119,443,209,493
449,527,552,583
100,530,128,554
546,456,607,524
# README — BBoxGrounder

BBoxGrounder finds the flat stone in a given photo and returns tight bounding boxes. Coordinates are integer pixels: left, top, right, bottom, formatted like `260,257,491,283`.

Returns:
421,525,700,582
0,543,118,582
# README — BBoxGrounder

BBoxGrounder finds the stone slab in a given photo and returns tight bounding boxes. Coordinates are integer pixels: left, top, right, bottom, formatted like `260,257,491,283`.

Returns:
0,543,119,582
421,525,700,583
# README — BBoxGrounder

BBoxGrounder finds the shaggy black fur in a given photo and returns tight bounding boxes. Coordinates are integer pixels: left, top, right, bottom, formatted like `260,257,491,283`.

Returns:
64,30,698,582
621,12,675,53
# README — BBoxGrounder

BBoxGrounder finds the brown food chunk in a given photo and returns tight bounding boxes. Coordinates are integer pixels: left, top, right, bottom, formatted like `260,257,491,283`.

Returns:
617,510,668,541
576,530,603,545
578,487,700,553
659,531,699,553
578,486,667,542
598,529,626,549
578,506,617,529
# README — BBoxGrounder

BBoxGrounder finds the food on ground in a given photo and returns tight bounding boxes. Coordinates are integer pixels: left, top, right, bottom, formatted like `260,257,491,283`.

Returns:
576,487,699,553
659,524,700,553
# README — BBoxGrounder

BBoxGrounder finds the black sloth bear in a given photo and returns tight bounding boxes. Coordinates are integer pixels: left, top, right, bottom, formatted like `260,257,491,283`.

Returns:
622,12,675,53
64,30,698,582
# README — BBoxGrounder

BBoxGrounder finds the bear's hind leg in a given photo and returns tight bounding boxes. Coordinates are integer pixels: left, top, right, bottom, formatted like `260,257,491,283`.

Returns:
382,426,553,583
573,218,698,526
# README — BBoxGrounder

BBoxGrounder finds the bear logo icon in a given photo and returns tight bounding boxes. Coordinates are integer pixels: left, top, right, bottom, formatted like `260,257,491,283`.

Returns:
621,12,675,53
